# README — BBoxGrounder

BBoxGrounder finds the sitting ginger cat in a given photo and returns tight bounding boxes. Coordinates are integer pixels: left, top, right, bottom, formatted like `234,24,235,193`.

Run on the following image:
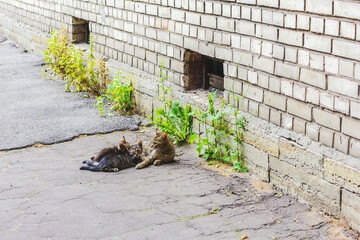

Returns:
135,129,175,169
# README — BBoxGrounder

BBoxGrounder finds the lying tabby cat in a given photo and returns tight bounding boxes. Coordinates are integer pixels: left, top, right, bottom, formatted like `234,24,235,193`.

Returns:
80,137,143,172
136,129,175,169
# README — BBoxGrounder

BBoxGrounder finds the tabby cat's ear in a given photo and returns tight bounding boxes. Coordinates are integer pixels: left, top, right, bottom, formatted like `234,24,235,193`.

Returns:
156,129,161,136
138,140,142,147
118,143,127,151
120,136,126,144
161,132,168,140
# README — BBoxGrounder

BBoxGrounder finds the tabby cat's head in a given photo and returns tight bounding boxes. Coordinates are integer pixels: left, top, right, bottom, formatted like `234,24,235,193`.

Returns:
150,129,169,149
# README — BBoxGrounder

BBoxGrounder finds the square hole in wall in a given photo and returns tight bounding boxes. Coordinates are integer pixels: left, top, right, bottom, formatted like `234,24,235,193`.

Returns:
184,50,224,91
72,17,90,44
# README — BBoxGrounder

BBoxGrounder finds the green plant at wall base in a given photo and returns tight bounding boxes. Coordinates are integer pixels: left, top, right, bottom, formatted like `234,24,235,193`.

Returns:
150,62,197,144
96,72,136,116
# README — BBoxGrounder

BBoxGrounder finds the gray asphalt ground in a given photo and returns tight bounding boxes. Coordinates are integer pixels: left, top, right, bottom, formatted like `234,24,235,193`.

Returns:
0,39,140,150
0,35,357,239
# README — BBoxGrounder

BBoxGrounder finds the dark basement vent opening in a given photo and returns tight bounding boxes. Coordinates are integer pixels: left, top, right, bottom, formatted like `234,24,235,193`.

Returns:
72,17,90,44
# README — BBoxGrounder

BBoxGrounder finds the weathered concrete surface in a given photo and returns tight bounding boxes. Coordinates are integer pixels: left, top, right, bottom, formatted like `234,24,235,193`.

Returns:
0,39,140,151
0,130,357,239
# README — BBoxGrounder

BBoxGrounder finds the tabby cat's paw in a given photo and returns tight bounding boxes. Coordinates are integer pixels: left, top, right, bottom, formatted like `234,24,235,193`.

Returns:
153,160,162,166
135,164,144,169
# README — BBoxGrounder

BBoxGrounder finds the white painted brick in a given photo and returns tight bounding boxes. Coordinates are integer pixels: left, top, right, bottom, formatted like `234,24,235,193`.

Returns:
201,14,216,29
222,4,231,17
281,114,293,130
248,71,258,84
293,83,306,101
342,117,360,139
273,45,284,60
285,13,296,29
269,76,281,93
218,17,235,32
320,128,334,148
237,66,248,80
270,109,282,125
240,36,251,51
325,56,339,75
311,17,324,34
320,92,334,110
159,7,171,18
232,5,241,19
256,24,278,41
171,9,185,22
297,14,310,30
285,47,297,63
258,73,269,89
350,101,360,119
245,84,264,102
262,10,273,25
241,6,251,20
300,68,326,89
355,64,360,80
264,91,287,112
349,139,360,158
222,33,231,45
233,50,253,67
231,35,241,49
334,133,349,154
280,0,304,11
258,0,279,8
186,12,200,25
333,39,360,61
306,123,320,141
281,79,293,97
339,60,354,78
262,42,273,57
184,37,198,52
275,62,300,80
306,0,333,15
304,34,331,53
273,12,284,26
279,29,303,47
328,76,358,98
249,100,259,116
310,54,324,71
204,1,212,14
236,20,255,36
306,87,320,105
335,97,350,115
259,105,270,121
253,56,275,74
299,49,310,66
341,21,356,40
199,42,215,58
334,1,360,20
213,2,222,15
252,8,262,22
215,46,232,61
325,19,340,36
357,24,360,41
288,98,312,121
251,39,262,55
294,117,306,134
146,4,158,16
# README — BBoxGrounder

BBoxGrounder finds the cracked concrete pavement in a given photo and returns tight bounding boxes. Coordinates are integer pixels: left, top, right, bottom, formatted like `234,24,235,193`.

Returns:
0,35,357,239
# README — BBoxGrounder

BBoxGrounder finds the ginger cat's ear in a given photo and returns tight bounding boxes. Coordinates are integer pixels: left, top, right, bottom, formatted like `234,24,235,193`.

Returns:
156,129,161,136
138,140,142,147
161,132,168,140
120,136,126,144
118,143,127,151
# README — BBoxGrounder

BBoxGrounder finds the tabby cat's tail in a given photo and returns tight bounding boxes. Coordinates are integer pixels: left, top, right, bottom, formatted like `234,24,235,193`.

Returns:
79,166,100,171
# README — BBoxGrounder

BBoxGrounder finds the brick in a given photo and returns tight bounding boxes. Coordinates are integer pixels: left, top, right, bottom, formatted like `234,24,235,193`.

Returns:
233,50,252,67
342,190,360,233
293,83,306,101
244,84,264,102
248,71,258,84
259,105,270,121
325,56,338,74
241,6,251,20
334,1,360,20
232,5,241,19
281,114,293,130
320,92,334,110
280,0,304,11
340,21,356,40
249,100,259,116
284,14,296,29
269,76,281,93
351,101,360,119
281,79,293,97
306,0,333,15
258,73,269,89
334,97,349,115
270,109,281,125
306,123,320,141
236,20,255,36
339,59,354,78
275,62,299,80
218,17,235,32
171,8,185,22
310,54,323,71
285,47,297,63
252,8,262,22
199,42,215,58
273,45,284,60
256,24,278,41
251,39,261,55
342,117,360,139
298,50,309,66
270,156,340,216
215,46,232,62
185,12,200,25
201,15,216,29
333,39,360,61
319,127,334,147
258,0,278,8
261,42,273,57
325,19,339,36
328,76,358,98
304,33,331,53
300,68,326,89
159,7,171,18
294,117,306,134
253,56,275,74
288,98,312,121
146,4,158,16
184,37,198,52
273,12,284,26
350,139,360,158
333,133,349,154
306,87,320,105
264,91,287,111
242,142,269,182
311,17,324,34
240,36,251,51
278,29,303,47
297,14,310,30
313,108,340,131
